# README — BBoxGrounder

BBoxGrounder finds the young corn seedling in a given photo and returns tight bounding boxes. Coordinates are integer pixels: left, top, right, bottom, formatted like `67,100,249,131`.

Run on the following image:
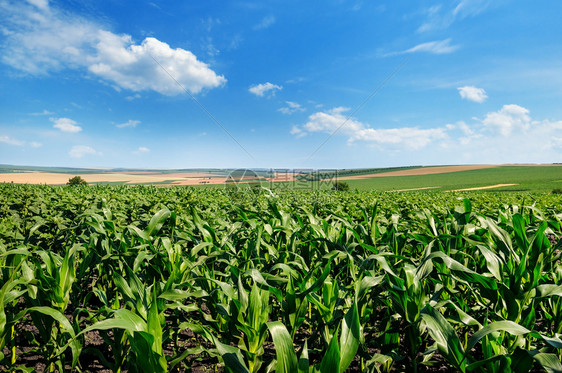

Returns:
80,286,167,373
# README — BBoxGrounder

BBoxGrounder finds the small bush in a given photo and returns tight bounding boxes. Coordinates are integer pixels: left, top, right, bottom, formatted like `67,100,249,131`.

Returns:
67,176,88,186
552,188,562,194
332,181,350,191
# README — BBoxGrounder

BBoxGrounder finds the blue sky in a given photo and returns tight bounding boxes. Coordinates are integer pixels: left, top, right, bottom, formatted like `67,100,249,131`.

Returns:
1,0,561,169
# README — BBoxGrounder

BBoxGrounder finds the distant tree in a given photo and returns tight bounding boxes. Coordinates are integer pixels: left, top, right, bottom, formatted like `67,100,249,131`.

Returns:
332,181,350,191
67,176,87,186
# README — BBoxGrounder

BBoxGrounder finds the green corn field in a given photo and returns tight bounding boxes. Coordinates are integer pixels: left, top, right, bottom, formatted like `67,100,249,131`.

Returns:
1,183,562,372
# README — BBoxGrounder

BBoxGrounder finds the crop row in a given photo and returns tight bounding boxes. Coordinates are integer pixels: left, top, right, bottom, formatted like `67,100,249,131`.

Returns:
1,184,561,372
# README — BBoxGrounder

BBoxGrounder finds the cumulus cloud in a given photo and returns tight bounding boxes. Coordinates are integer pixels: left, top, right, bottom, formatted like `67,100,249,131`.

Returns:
116,120,140,128
0,1,226,95
482,104,531,136
249,82,282,97
51,117,82,133
293,103,562,164
89,34,226,95
69,145,99,158
458,86,488,103
442,105,562,164
294,107,446,149
278,101,305,115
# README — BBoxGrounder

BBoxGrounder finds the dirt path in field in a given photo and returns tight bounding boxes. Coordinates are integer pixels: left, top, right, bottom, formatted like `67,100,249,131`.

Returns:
387,186,441,192
449,183,518,191
339,165,498,180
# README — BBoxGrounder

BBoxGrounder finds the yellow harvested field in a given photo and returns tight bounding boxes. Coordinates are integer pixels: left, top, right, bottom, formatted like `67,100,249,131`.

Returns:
449,184,518,192
339,165,498,179
0,172,225,185
0,170,293,185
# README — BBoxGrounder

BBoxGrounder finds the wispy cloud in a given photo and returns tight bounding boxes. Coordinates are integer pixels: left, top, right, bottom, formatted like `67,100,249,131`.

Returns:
418,0,491,33
290,125,306,138
405,39,459,55
293,107,447,149
51,117,82,133
125,94,141,101
0,1,226,95
133,146,150,154
458,86,488,103
30,109,54,116
453,0,491,18
69,145,99,158
116,120,140,129
253,15,275,30
249,82,282,97
278,101,305,115
385,39,459,57
0,135,25,146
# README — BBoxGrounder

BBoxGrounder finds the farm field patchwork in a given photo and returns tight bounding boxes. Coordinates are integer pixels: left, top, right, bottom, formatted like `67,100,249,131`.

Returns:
2,164,562,194
342,165,562,193
1,184,562,372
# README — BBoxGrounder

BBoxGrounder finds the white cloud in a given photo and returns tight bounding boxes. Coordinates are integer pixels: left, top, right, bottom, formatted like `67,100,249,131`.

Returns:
442,105,562,164
69,145,99,158
446,121,475,136
132,146,150,155
290,125,306,138
0,135,42,147
278,101,305,115
453,0,490,18
30,109,54,116
51,117,82,133
294,103,562,165
253,16,275,30
0,135,25,146
458,86,488,103
0,1,226,95
116,120,140,128
125,94,141,101
482,104,531,136
445,121,482,145
349,127,446,149
89,34,226,95
418,0,491,32
296,107,446,149
403,38,459,55
249,82,282,97
26,0,48,11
